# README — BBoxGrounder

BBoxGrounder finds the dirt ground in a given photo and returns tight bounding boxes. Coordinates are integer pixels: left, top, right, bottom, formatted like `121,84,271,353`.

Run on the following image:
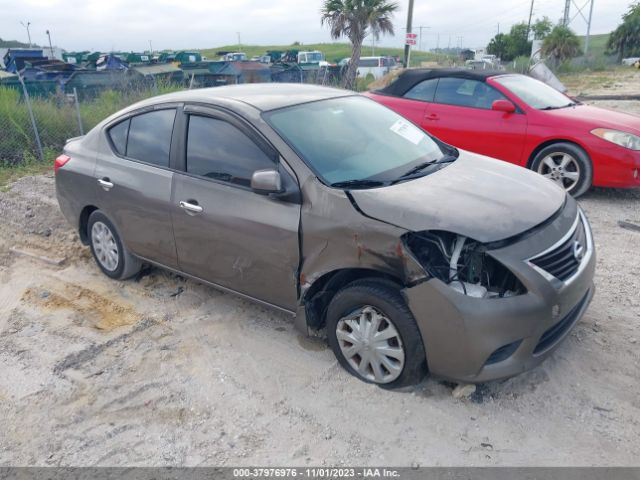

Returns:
1,102,639,468
562,68,640,97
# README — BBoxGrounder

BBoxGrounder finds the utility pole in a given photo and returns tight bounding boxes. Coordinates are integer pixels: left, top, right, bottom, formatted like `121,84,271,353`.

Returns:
526,0,535,39
416,25,430,52
562,0,571,26
20,21,32,47
149,40,153,53
403,0,414,68
46,30,54,59
236,32,241,52
584,0,595,55
561,0,595,55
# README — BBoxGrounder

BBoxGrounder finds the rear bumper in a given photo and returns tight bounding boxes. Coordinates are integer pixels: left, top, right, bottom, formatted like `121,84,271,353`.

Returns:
403,200,596,383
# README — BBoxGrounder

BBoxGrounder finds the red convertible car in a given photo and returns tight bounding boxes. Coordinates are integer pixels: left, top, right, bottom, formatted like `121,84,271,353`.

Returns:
366,69,640,196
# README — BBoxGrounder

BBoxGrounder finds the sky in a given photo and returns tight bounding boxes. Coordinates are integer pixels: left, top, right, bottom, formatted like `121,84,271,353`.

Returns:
0,0,629,53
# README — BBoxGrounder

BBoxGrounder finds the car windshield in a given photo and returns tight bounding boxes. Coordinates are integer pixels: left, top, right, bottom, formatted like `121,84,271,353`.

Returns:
494,75,575,110
264,96,451,187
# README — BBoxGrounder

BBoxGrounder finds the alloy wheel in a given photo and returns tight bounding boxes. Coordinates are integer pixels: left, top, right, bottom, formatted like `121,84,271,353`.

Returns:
336,305,405,384
91,221,119,272
537,152,581,193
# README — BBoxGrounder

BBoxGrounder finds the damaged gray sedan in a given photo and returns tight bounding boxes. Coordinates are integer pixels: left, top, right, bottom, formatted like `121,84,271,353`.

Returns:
55,84,595,388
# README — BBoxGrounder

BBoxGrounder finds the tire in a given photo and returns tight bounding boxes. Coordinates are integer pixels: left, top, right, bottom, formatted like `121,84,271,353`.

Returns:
87,211,141,280
326,279,427,388
530,142,592,197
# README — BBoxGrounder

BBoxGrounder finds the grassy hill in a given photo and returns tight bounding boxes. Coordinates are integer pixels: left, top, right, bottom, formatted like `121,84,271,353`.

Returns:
199,42,441,65
0,38,36,48
578,33,610,58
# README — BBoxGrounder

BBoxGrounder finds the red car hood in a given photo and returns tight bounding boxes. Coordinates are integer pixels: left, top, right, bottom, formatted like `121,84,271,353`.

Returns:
541,104,640,134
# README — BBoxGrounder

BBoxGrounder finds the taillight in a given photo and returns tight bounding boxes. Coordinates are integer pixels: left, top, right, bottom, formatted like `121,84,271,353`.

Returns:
54,154,70,173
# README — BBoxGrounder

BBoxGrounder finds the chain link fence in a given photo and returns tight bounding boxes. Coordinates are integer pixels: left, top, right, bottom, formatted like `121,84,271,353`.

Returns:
0,64,353,168
0,77,183,167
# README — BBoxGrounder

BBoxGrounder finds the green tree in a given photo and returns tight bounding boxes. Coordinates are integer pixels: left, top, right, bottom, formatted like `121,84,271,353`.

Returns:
607,2,640,60
487,33,509,60
321,0,398,89
486,23,532,61
542,25,582,65
506,23,532,60
531,16,553,40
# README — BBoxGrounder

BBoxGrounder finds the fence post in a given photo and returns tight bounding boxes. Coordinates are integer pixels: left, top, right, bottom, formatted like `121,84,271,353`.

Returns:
73,88,84,136
18,74,44,162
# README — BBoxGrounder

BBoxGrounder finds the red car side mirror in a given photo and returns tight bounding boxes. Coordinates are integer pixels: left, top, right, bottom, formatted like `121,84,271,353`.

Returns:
492,99,516,114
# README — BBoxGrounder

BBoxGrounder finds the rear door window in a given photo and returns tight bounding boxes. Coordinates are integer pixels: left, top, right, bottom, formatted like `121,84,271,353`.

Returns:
125,109,176,167
186,115,275,187
404,78,439,102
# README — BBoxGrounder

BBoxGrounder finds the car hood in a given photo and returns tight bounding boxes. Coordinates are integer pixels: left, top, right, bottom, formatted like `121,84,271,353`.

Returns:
542,104,640,134
349,150,566,243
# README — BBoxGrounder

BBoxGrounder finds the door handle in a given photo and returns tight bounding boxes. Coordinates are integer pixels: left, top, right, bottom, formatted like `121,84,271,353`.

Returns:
98,178,114,190
179,200,203,214
424,113,439,121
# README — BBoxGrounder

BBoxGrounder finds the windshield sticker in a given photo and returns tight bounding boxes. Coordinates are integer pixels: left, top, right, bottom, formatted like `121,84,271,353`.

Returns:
389,120,423,145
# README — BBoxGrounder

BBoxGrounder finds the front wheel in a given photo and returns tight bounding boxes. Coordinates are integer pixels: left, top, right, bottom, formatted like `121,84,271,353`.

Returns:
530,142,592,197
326,279,427,388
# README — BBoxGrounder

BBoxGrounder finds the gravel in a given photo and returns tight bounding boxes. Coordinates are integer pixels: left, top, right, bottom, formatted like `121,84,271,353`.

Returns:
0,111,639,468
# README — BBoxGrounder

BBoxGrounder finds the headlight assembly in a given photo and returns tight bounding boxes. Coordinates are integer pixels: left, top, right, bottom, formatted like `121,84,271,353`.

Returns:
591,128,640,151
403,231,526,298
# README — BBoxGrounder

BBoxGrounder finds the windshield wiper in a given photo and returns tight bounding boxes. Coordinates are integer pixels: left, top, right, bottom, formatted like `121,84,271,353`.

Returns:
330,179,386,189
540,102,576,111
396,155,457,180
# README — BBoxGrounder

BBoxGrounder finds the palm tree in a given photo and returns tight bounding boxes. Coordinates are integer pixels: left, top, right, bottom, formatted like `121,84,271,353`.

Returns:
541,25,582,66
321,0,398,89
607,2,640,61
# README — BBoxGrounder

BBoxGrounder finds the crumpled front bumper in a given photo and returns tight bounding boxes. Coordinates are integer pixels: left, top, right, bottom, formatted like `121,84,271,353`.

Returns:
402,201,596,383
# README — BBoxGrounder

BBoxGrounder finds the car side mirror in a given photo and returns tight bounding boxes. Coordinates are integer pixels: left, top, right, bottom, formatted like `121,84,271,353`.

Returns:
492,99,516,114
251,169,282,195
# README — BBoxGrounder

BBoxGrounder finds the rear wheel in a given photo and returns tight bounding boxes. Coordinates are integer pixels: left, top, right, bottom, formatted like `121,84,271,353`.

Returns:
326,279,427,388
531,142,592,197
88,211,141,280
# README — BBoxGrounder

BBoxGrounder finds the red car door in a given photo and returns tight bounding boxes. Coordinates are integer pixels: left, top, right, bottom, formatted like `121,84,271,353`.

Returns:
421,77,528,164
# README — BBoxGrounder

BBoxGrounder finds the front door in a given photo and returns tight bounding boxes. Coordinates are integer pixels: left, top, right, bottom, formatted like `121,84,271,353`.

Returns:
170,108,301,310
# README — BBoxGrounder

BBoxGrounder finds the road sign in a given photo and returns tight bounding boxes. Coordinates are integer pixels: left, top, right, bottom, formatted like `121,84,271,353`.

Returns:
406,39,416,45
406,33,417,40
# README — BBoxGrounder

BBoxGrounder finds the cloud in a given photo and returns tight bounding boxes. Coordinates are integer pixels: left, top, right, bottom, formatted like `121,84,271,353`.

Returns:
0,0,628,52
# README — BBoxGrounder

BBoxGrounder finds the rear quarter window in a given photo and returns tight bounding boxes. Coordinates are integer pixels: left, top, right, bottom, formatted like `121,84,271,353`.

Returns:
108,119,129,156
404,78,439,102
359,58,379,67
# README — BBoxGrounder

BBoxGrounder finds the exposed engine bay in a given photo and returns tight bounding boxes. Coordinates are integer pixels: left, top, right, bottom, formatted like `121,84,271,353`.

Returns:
404,231,526,298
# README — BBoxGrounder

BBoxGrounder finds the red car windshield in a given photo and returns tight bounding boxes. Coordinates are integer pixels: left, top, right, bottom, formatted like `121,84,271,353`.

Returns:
494,75,575,110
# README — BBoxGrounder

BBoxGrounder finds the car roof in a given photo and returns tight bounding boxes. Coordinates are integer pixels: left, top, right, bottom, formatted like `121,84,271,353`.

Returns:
378,68,511,97
128,83,353,113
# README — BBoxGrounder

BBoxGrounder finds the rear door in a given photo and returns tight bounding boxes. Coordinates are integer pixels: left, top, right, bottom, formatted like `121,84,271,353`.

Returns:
421,77,528,163
170,105,301,310
95,106,179,268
